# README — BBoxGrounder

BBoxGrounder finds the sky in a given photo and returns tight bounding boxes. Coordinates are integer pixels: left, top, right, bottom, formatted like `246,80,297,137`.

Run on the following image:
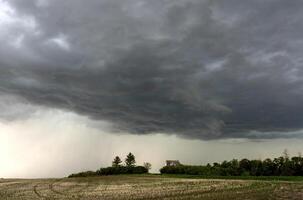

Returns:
1,0,303,178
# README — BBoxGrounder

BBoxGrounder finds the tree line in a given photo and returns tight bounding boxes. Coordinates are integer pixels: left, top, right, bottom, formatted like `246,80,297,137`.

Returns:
160,151,303,176
69,153,151,177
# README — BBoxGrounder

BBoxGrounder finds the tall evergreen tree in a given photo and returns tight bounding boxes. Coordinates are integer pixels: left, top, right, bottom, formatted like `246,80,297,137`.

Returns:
125,152,136,167
112,156,122,167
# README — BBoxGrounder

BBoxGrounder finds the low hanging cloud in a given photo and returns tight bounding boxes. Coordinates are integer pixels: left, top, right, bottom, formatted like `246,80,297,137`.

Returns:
1,0,303,139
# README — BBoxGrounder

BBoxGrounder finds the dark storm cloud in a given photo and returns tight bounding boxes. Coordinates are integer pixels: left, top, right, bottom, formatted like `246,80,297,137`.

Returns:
1,0,303,139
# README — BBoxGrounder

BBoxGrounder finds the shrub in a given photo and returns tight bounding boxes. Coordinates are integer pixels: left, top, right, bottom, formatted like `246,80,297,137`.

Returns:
68,171,97,178
97,166,148,175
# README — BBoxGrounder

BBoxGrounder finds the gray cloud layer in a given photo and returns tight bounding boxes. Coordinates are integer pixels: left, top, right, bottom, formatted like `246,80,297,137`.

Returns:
1,0,303,139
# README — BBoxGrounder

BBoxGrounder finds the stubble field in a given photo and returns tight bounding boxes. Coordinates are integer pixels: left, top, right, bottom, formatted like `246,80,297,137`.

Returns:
0,175,303,200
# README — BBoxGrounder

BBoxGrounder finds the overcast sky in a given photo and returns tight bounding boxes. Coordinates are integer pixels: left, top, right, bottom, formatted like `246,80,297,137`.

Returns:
1,0,303,178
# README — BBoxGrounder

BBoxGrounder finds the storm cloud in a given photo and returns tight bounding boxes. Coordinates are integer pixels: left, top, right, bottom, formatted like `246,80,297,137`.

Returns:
1,0,303,139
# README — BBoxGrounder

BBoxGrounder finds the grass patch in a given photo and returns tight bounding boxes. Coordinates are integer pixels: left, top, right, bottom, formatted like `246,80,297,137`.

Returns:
158,174,303,181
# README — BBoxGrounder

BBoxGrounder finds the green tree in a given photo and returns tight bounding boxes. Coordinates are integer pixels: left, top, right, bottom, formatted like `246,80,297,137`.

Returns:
273,156,285,175
230,159,240,175
283,149,290,161
250,160,263,176
125,152,136,167
112,156,122,167
143,162,152,172
239,159,251,173
262,158,275,176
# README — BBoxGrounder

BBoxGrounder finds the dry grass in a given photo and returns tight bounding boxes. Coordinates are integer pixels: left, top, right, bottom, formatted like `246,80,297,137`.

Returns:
0,175,303,199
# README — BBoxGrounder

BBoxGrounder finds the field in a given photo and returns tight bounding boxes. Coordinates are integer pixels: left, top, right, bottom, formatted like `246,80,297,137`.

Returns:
1,175,303,200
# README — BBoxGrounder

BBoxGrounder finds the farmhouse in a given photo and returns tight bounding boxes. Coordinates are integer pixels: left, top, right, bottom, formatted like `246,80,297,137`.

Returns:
166,160,181,166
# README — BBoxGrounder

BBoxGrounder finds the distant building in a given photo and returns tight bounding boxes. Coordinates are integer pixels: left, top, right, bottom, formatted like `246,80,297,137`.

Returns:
166,160,181,166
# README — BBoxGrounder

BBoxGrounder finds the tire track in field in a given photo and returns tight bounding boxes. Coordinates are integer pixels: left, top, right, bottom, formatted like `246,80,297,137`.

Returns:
33,183,49,200
48,179,85,199
49,179,66,196
33,179,78,199
33,180,67,200
48,179,97,199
